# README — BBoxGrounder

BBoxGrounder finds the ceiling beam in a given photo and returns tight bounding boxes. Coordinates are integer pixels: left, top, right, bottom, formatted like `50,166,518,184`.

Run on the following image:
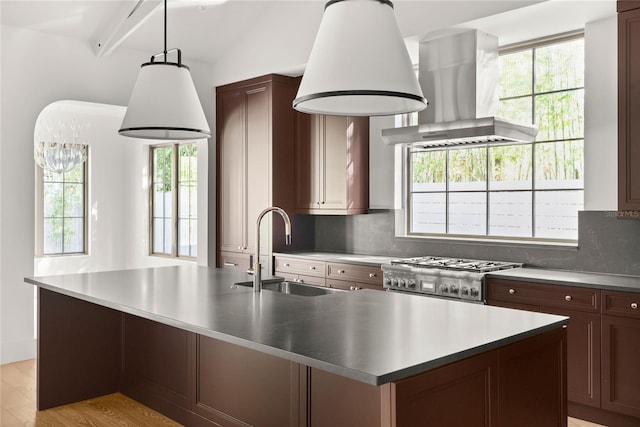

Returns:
92,0,162,57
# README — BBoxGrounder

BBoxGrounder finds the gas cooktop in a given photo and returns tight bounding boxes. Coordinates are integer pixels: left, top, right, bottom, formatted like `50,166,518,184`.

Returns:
390,256,522,273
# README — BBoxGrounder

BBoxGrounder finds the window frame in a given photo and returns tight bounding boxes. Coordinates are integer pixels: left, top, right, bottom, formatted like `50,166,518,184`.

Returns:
35,156,89,257
404,32,585,245
149,142,198,259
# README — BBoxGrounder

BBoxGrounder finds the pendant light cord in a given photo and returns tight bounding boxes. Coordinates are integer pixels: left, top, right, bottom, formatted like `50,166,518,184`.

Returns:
163,0,167,62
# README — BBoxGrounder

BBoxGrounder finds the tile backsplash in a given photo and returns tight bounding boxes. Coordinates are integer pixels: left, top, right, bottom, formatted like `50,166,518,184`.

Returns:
307,210,640,276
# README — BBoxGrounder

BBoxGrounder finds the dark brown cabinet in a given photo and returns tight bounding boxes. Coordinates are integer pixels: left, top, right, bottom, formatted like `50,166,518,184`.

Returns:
274,256,384,291
487,279,601,408
294,114,369,215
618,1,640,212
216,74,298,269
601,290,640,418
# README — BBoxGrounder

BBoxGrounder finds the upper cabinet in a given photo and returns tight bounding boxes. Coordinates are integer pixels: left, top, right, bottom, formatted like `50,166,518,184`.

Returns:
618,1,640,212
216,74,298,266
294,113,369,215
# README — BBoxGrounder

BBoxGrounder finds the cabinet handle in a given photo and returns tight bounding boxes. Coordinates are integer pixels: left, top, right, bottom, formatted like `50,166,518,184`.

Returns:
632,303,638,310
338,269,345,274
565,295,572,302
369,273,376,278
350,286,361,291
309,266,316,270
284,263,290,267
508,288,516,295
320,201,325,205
223,262,237,267
237,246,242,250
298,279,305,283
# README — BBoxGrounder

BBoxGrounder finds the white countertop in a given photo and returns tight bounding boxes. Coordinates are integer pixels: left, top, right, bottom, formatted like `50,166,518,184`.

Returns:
26,265,568,385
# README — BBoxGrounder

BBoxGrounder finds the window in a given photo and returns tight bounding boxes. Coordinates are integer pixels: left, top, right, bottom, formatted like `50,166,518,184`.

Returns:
151,143,198,258
407,34,584,242
36,161,87,255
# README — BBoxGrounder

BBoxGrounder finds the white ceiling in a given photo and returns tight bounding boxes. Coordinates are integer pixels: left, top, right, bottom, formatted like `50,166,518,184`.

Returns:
0,0,616,65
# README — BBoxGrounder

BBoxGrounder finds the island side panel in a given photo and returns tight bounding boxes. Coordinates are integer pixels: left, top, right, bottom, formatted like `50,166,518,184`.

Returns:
497,327,567,427
391,350,498,426
194,335,303,427
120,313,200,424
37,288,121,410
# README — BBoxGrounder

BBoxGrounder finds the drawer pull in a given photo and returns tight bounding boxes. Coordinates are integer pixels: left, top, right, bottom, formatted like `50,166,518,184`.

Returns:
223,262,237,267
284,263,290,267
309,266,316,270
299,279,305,283
632,303,638,310
350,286,361,291
508,288,516,295
369,273,376,278
338,269,345,274
565,295,572,302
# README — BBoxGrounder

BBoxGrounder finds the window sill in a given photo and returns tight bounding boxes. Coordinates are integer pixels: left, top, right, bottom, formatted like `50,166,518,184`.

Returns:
396,233,579,249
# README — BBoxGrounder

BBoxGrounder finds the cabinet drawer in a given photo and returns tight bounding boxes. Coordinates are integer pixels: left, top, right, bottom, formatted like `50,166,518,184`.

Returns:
219,251,251,271
274,271,326,287
326,263,383,286
603,290,640,319
274,257,326,278
326,278,383,291
487,279,599,313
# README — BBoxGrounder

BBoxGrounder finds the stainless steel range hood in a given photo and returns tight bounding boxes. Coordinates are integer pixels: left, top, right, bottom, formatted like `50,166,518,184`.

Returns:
381,29,537,148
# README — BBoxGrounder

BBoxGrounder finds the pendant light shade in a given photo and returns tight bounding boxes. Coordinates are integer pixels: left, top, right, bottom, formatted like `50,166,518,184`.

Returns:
119,60,210,140
293,0,427,116
119,0,210,140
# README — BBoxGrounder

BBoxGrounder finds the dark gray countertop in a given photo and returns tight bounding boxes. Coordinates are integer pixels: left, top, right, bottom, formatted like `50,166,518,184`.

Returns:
274,251,397,267
25,265,567,386
488,268,640,293
277,251,640,294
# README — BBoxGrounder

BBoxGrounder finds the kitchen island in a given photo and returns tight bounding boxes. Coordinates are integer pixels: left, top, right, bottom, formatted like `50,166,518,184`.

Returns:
26,265,569,426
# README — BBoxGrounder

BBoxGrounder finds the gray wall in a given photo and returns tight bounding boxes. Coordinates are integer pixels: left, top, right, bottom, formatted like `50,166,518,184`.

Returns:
308,210,640,276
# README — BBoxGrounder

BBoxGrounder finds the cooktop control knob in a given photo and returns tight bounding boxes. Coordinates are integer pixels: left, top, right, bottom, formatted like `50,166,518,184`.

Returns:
469,288,480,298
397,278,405,287
449,285,459,295
384,278,391,287
407,280,416,289
461,286,470,296
439,284,449,294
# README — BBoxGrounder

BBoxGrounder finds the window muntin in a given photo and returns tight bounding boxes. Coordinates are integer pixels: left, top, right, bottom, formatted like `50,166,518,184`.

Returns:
39,162,87,255
408,34,584,242
151,143,197,258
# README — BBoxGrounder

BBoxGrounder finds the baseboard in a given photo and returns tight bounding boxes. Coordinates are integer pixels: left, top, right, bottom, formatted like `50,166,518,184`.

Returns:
569,401,640,427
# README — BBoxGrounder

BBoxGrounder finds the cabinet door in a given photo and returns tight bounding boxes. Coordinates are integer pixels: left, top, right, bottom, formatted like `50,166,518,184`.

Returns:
544,307,601,408
245,85,271,255
602,314,640,417
393,350,497,426
218,90,246,253
321,115,349,209
294,113,321,210
195,335,302,427
618,6,640,211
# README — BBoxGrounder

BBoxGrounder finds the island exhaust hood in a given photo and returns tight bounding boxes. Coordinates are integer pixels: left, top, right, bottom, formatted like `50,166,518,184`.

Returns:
381,29,537,148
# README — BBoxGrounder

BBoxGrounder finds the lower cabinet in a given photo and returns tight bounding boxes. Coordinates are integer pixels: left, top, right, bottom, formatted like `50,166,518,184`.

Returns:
488,278,640,426
274,255,384,291
601,290,640,418
195,336,303,427
487,278,601,409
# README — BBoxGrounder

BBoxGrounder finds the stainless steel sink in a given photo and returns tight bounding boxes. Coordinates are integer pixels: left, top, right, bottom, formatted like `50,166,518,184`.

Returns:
235,281,343,297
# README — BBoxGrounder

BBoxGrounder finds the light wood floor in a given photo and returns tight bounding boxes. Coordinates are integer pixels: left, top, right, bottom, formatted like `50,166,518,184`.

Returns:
2,359,605,426
1,359,180,426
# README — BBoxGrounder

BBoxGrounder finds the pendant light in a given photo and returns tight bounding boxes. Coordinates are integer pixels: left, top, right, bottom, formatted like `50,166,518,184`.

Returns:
119,0,210,140
293,0,427,117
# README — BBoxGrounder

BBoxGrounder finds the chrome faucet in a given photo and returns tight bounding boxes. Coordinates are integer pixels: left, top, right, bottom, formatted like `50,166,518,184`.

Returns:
254,207,292,292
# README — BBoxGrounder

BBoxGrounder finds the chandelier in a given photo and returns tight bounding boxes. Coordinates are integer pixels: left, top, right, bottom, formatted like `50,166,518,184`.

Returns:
34,120,89,174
